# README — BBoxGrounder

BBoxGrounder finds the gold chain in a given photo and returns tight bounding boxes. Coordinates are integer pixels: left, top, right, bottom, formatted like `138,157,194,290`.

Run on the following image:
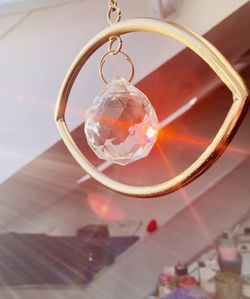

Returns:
98,0,135,84
106,0,122,55
107,0,121,25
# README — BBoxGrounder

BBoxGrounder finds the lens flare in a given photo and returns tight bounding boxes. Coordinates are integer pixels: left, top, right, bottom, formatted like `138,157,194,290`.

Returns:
88,193,126,220
146,127,157,139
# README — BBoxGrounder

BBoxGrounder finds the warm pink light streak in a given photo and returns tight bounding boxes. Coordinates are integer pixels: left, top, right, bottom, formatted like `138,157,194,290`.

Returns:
156,142,213,243
159,130,249,156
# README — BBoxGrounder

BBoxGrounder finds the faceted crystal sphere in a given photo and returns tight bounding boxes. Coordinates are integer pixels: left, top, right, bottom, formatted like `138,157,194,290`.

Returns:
84,77,159,165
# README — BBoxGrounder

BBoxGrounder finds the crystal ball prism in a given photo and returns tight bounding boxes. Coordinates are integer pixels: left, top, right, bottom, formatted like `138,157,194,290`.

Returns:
84,77,159,165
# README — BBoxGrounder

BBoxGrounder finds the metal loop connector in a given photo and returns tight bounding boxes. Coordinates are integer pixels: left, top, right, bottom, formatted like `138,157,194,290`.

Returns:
108,35,122,55
99,50,135,85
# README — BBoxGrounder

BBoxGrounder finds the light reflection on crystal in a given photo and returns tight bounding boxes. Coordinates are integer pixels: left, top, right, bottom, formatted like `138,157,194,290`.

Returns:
84,77,159,165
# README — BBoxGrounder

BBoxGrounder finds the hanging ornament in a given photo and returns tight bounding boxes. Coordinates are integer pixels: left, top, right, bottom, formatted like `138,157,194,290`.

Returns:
84,77,159,166
84,2,159,165
55,1,249,198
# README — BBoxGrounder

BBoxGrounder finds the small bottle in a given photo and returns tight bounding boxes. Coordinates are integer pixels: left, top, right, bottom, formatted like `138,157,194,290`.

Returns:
163,266,176,277
215,272,241,299
175,262,188,286
158,273,175,298
218,231,238,261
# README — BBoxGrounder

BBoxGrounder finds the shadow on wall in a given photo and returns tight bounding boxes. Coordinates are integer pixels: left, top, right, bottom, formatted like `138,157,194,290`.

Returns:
0,225,139,287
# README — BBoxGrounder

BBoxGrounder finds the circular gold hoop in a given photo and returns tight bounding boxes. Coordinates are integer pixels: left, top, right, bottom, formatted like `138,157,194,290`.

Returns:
99,50,135,84
55,18,249,198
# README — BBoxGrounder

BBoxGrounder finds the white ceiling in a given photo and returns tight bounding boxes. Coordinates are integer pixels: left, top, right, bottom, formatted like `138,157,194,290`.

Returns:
0,0,81,15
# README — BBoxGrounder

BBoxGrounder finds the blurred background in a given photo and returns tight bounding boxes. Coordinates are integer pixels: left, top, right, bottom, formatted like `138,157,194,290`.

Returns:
0,1,249,298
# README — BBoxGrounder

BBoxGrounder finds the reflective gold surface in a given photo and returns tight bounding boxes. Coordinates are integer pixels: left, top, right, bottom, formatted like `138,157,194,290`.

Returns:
55,18,249,198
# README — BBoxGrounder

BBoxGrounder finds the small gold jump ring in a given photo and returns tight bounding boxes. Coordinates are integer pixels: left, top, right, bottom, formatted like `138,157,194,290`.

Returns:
107,6,121,25
108,35,122,55
99,50,135,85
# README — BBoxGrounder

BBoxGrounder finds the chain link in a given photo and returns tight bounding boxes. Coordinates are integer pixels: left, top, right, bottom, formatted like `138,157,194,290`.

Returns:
108,35,122,55
108,0,119,10
107,0,122,55
99,0,135,84
107,0,121,25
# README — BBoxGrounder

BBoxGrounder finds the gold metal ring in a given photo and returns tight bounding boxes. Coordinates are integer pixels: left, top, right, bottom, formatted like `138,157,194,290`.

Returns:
55,18,249,198
107,6,121,25
99,50,135,84
108,35,122,55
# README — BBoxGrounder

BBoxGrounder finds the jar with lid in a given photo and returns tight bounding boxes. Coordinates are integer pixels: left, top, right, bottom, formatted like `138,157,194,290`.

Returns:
215,272,241,299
